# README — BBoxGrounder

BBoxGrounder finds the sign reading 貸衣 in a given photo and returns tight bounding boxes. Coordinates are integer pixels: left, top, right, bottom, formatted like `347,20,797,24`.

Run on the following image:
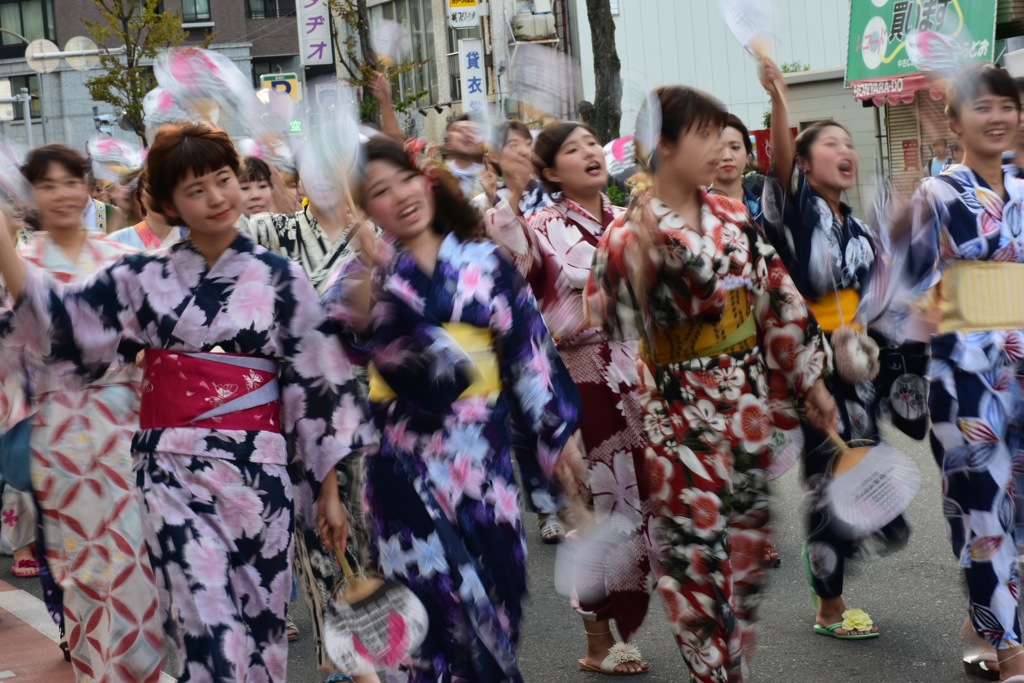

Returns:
449,0,479,29
458,38,488,115
297,0,332,66
846,0,996,101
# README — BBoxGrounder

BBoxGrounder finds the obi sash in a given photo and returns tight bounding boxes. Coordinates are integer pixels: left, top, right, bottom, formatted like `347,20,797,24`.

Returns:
140,350,280,432
938,260,1024,334
807,288,861,333
641,287,756,365
368,323,502,403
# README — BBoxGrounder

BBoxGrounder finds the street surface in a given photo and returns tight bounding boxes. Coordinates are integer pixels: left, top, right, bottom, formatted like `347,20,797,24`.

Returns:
0,426,990,681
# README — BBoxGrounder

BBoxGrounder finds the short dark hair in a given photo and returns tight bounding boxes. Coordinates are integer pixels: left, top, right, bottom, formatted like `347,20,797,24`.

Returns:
22,144,86,184
724,113,753,157
239,156,272,185
146,122,240,221
533,121,598,195
357,135,483,242
657,85,729,147
947,65,1021,119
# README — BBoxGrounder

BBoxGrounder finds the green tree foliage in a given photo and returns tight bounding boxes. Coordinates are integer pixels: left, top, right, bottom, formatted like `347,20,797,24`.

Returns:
329,0,427,123
84,0,208,144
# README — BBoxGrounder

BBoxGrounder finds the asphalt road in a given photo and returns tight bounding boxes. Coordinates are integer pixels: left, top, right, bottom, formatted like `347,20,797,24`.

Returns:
0,425,990,681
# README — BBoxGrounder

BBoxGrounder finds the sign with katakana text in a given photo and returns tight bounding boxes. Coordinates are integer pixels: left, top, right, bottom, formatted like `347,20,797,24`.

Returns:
449,0,479,29
846,0,996,92
458,38,488,115
297,0,332,67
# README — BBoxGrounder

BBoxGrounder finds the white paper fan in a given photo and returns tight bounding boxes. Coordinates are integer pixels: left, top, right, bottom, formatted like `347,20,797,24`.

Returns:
508,44,578,119
826,435,922,540
718,0,780,58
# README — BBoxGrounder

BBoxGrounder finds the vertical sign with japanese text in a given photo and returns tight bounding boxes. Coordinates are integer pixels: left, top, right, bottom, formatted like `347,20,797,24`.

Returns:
449,0,479,29
458,38,487,115
298,0,332,66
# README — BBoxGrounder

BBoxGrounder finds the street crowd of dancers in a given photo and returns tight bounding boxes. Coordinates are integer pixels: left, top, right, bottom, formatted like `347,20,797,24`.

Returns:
2,51,1024,683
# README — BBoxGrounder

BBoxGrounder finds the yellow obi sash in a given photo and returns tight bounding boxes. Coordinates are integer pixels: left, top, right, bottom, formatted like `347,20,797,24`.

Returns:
368,323,501,403
808,289,861,333
640,288,756,365
938,261,1024,334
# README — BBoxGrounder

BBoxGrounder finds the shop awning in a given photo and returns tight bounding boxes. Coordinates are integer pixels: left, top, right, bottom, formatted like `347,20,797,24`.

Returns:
846,0,997,105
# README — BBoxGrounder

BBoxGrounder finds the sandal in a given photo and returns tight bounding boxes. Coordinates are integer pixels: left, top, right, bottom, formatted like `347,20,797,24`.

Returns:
286,616,299,642
764,542,781,568
538,514,565,545
963,653,999,680
11,558,39,578
578,642,649,676
802,545,878,640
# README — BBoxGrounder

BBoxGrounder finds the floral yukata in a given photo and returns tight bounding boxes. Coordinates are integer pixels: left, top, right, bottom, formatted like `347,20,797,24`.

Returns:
586,191,826,683
765,170,920,601
108,221,187,251
908,164,1024,649
485,194,653,639
8,232,371,682
361,233,579,682
0,232,165,681
246,208,373,671
243,206,361,294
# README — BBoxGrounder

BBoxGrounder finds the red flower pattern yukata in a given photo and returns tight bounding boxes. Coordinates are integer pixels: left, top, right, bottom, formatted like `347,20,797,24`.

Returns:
585,191,825,682
485,195,654,640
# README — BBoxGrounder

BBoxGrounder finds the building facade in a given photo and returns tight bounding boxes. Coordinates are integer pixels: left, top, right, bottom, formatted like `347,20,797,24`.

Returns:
0,0,308,150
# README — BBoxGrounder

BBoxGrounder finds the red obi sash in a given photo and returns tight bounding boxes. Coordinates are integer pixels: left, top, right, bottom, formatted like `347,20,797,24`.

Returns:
140,350,280,432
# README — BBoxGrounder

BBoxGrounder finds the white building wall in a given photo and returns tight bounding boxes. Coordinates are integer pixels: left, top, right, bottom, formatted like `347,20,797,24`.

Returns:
573,0,850,136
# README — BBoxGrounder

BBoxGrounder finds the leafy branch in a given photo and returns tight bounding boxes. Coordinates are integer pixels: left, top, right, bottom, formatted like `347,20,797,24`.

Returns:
84,0,213,144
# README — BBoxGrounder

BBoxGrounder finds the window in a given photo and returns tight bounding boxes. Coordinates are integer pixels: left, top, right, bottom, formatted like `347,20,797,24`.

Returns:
182,0,211,23
610,0,619,15
7,74,40,120
246,0,295,19
0,0,54,46
367,0,438,105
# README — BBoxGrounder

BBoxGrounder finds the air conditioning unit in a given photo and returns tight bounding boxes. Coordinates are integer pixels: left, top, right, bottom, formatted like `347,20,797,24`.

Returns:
513,12,556,40
532,0,553,13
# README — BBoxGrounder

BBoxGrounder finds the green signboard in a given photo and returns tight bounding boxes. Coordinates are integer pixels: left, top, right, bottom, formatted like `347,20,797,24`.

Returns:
846,0,997,84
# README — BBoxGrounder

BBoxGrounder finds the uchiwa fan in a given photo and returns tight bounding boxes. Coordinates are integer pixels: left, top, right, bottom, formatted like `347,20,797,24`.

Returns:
825,432,921,540
323,550,429,676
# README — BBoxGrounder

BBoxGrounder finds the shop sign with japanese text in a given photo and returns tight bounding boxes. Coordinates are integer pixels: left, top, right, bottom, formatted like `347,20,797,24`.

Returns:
846,0,996,84
449,0,479,29
297,0,333,67
458,38,488,114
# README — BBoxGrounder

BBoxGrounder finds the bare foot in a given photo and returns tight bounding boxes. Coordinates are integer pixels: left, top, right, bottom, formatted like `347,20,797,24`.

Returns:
581,619,649,674
816,596,879,637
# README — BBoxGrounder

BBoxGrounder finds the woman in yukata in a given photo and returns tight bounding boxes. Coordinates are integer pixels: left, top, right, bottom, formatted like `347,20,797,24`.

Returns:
471,119,552,218
348,135,580,682
759,57,928,643
0,144,164,679
0,122,370,683
900,65,1024,682
585,85,835,683
108,171,187,250
483,120,652,675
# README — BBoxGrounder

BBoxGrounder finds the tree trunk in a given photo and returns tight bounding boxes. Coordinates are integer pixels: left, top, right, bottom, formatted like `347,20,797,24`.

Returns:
584,0,621,143
355,0,376,70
